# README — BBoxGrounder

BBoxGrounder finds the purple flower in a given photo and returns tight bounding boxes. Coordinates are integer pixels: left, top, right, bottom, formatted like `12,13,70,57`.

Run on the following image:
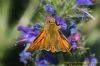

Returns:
18,24,42,44
45,53,59,65
70,28,77,35
71,42,78,49
68,20,80,49
68,32,80,49
19,51,31,64
35,52,58,66
18,26,32,34
19,41,32,64
69,37,78,49
31,23,42,30
35,57,49,66
89,54,98,66
69,20,78,35
21,32,37,43
76,0,93,6
54,16,67,30
44,4,56,15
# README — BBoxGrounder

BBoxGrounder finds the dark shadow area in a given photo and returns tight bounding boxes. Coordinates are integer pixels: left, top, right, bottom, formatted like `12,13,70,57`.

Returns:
3,45,25,66
8,0,29,28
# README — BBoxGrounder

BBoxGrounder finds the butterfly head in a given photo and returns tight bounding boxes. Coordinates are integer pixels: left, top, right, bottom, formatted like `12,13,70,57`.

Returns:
50,17,56,23
46,16,56,24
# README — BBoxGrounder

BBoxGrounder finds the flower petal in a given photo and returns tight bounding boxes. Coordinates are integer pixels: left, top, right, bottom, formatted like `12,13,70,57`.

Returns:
76,0,93,6
44,4,56,15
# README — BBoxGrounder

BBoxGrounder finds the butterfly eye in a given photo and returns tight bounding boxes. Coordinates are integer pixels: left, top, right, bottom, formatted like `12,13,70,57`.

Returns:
49,21,50,23
47,20,50,23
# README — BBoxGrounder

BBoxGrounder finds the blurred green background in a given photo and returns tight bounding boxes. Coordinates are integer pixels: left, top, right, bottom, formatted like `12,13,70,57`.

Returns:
0,0,100,66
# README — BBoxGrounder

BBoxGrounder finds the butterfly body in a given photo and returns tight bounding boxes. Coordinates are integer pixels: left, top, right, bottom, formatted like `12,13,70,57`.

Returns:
27,16,71,53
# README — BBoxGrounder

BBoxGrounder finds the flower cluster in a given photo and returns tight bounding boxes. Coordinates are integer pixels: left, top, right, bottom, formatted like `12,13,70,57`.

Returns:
19,51,31,64
35,53,58,66
83,54,98,66
68,20,81,49
18,24,42,64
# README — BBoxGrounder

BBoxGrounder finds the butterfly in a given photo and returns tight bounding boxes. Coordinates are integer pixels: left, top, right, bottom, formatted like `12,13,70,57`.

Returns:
27,16,71,53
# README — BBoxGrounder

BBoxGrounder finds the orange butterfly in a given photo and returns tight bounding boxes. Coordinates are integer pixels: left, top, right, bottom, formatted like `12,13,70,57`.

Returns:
27,16,71,53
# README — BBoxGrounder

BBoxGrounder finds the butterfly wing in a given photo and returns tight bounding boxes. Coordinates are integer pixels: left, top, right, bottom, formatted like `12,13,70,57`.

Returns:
57,30,71,52
27,28,47,52
27,23,71,53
